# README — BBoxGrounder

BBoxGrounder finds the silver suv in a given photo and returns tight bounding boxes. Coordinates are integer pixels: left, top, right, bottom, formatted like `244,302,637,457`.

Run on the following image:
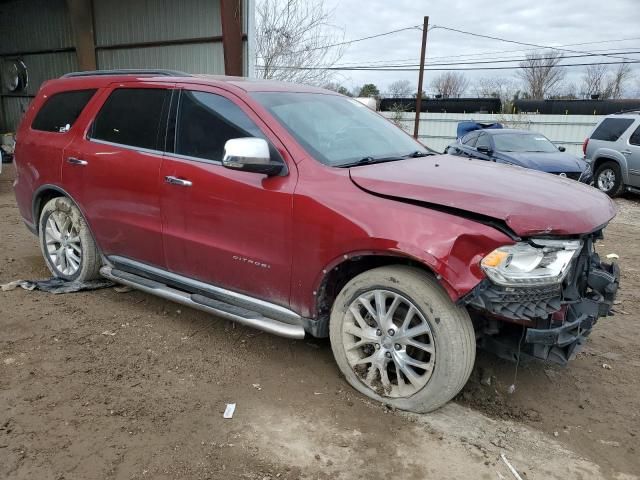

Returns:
585,112,640,197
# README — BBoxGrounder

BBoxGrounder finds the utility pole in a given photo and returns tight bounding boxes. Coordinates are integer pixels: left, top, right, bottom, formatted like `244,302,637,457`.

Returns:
413,16,429,139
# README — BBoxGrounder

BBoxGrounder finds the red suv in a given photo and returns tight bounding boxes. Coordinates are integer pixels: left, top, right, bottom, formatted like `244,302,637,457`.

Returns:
13,70,619,412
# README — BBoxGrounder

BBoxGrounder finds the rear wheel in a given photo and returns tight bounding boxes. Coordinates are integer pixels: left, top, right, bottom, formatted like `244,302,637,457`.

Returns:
595,161,624,197
329,266,476,413
38,197,102,282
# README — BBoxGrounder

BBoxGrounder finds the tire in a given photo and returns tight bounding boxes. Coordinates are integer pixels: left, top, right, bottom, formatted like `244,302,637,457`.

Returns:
329,265,475,413
38,197,102,282
595,161,624,197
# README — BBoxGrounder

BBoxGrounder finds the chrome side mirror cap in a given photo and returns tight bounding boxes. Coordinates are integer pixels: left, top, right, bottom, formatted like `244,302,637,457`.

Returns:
222,138,283,176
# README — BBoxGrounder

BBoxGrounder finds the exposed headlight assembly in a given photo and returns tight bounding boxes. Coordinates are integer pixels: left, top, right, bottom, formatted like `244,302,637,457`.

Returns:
481,239,583,287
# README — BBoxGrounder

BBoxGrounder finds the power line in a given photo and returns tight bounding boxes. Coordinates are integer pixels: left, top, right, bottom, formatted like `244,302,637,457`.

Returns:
265,59,640,72
285,24,423,54
325,50,640,69
432,25,637,62
331,37,640,66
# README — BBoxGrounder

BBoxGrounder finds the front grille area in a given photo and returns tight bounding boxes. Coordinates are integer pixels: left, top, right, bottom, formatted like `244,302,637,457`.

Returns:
465,281,563,320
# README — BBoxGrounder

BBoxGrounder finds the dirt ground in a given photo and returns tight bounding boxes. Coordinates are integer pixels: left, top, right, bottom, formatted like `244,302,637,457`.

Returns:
1,163,638,480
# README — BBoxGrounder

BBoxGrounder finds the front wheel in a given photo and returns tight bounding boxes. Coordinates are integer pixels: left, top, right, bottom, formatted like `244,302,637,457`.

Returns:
329,266,476,413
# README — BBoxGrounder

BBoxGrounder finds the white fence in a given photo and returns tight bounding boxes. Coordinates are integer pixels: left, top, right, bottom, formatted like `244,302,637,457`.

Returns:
382,112,604,156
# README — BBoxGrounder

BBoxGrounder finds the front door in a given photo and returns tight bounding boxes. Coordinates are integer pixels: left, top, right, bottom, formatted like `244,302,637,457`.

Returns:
625,124,640,187
159,87,296,306
62,82,173,267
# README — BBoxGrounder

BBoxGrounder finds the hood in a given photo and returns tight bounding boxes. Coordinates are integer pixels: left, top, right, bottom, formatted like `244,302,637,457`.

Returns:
349,155,616,237
495,151,585,172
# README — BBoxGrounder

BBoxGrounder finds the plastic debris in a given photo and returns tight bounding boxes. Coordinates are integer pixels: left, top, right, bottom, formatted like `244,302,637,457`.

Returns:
101,330,117,336
602,363,612,370
500,453,524,480
223,403,236,419
1,277,113,294
606,253,619,260
252,383,262,391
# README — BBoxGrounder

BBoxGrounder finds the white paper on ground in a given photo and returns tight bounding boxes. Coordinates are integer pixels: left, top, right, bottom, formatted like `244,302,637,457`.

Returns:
223,403,236,419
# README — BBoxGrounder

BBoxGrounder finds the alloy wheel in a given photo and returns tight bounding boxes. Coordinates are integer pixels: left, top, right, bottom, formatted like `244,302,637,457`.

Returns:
44,211,82,276
597,168,616,192
341,289,436,398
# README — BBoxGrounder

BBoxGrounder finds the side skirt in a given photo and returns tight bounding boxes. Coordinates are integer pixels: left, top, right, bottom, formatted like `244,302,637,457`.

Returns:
100,260,306,340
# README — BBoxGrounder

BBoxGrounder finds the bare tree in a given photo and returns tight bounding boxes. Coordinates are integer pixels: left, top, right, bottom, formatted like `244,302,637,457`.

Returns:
255,0,344,86
581,63,633,99
430,72,469,97
323,81,351,96
387,79,413,98
582,64,608,97
474,76,519,112
605,63,633,99
516,51,565,99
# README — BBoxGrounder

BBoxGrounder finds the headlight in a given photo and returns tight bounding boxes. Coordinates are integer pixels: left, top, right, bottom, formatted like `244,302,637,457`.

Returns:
481,239,583,287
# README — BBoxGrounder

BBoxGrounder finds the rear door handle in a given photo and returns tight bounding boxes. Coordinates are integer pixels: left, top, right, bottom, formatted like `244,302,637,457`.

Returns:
621,150,632,156
165,176,193,187
67,157,88,166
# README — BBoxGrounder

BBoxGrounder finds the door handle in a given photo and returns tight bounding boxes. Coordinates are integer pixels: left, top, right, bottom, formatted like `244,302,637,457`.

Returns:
165,176,193,187
621,150,632,156
67,157,88,166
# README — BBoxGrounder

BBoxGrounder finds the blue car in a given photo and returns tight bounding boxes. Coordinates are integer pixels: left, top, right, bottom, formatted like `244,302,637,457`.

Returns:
445,125,592,183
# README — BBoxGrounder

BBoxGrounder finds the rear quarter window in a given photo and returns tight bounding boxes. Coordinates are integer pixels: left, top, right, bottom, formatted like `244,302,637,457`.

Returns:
31,89,97,133
590,118,635,142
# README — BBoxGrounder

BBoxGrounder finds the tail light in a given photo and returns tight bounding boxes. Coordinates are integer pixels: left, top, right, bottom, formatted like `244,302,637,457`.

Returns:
582,138,589,156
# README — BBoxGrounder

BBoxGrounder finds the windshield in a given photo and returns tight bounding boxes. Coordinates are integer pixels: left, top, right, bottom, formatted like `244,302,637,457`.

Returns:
251,92,429,166
492,133,560,153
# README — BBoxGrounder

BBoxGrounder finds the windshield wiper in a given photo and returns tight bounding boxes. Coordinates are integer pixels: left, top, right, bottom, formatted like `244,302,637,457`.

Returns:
337,156,404,168
337,150,433,168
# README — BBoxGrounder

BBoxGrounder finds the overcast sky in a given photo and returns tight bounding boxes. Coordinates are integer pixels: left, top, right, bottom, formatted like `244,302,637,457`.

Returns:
322,0,640,96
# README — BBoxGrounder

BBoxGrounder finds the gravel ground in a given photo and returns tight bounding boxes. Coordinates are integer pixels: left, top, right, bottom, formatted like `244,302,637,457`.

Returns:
1,163,638,480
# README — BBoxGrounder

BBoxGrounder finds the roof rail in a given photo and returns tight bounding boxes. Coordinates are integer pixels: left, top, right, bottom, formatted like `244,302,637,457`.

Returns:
613,109,640,115
61,69,191,78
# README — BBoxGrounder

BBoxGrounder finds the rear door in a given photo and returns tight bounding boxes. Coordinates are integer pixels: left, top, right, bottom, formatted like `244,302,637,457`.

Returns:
62,82,173,267
159,86,296,305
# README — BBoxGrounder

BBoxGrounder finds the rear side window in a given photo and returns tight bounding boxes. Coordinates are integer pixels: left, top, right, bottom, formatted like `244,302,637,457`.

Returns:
591,118,634,142
175,90,265,161
91,88,169,150
629,125,640,146
31,89,96,132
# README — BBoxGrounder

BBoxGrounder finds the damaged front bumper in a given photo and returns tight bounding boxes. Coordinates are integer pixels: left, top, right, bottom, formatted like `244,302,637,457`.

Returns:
463,233,620,365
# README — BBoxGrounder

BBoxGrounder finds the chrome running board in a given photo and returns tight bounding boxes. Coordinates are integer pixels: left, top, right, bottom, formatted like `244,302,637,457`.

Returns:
100,266,306,339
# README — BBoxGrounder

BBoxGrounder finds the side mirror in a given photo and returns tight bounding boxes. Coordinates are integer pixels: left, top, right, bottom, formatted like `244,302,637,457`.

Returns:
476,145,493,155
222,138,283,176
558,146,566,152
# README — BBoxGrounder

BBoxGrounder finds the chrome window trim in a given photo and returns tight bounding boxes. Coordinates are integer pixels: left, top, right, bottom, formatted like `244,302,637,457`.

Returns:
87,137,165,156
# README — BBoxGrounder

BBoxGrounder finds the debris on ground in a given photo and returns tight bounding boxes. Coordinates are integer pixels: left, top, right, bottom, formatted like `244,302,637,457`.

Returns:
606,253,619,260
1,277,114,294
223,403,236,419
252,383,262,391
602,363,612,370
500,453,524,480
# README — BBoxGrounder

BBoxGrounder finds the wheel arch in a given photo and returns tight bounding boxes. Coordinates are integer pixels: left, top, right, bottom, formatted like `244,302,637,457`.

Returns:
592,154,628,185
31,185,102,256
310,251,453,337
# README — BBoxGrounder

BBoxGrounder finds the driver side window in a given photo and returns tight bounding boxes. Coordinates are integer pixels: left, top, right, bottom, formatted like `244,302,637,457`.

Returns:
174,90,279,163
476,133,491,150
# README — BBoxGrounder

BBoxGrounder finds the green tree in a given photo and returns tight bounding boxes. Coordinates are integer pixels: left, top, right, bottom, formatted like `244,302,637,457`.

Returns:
358,83,380,98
